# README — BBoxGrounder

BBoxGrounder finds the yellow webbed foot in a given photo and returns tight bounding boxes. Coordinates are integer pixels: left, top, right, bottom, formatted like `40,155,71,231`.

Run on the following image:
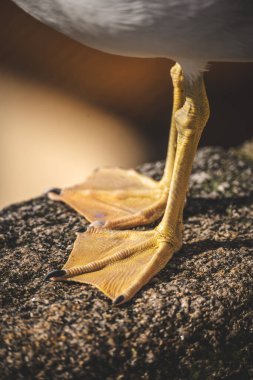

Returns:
46,227,182,305
49,167,167,229
45,63,210,307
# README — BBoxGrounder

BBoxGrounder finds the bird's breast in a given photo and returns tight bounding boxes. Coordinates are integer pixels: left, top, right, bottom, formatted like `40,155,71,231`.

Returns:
11,0,253,64
11,0,194,59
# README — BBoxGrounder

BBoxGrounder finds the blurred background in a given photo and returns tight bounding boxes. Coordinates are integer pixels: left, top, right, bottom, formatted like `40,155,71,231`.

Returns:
1,0,252,208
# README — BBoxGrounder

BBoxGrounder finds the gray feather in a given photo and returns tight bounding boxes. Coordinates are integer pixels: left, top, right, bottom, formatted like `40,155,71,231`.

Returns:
11,0,253,75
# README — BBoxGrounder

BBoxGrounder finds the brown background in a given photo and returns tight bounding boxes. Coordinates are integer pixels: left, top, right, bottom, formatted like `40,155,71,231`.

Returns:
1,0,252,207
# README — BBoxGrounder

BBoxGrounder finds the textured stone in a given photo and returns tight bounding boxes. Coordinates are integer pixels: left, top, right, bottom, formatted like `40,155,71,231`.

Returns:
0,146,253,380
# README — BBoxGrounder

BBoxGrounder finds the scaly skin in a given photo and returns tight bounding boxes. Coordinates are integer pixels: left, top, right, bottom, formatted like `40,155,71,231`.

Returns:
47,63,210,305
49,64,184,230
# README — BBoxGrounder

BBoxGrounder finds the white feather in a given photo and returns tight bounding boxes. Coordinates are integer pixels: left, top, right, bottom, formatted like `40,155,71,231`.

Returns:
11,0,253,78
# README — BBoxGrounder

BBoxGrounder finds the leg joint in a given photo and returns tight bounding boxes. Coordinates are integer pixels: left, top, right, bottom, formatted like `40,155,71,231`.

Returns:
174,97,209,136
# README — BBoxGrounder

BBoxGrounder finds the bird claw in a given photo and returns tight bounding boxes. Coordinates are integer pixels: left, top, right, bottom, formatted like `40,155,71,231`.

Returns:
45,269,67,281
113,295,125,306
87,220,106,231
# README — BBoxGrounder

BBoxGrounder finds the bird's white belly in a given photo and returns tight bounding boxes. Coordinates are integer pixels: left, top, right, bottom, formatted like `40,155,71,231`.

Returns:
12,0,184,59
11,0,253,67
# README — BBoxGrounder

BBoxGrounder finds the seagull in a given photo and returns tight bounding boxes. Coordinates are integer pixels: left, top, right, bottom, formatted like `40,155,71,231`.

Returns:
12,0,253,305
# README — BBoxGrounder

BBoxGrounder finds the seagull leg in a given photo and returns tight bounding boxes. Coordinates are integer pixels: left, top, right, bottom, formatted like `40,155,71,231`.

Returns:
46,68,210,305
49,63,184,229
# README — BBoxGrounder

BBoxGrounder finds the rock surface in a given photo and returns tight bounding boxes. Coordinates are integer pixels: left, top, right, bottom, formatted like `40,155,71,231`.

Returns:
0,147,253,380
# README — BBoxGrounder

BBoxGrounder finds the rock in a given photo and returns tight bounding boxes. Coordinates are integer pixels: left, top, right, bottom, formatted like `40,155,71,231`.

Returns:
0,146,253,380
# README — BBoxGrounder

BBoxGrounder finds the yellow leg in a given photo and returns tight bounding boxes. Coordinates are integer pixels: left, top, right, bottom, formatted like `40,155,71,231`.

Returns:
46,67,210,305
49,63,184,229
161,63,184,186
158,74,210,238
